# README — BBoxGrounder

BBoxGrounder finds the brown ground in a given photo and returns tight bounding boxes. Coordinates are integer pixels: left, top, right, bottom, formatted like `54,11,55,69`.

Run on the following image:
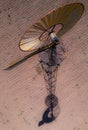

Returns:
0,0,88,130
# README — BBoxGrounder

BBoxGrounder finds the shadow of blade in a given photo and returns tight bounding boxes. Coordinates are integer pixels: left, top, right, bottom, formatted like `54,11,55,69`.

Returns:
38,108,55,127
38,105,60,127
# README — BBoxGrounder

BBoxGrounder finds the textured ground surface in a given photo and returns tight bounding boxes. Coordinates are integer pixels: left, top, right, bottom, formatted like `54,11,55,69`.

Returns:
0,0,88,130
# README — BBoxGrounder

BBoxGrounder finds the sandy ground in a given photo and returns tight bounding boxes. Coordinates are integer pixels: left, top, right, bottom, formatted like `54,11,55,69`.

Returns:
0,0,88,130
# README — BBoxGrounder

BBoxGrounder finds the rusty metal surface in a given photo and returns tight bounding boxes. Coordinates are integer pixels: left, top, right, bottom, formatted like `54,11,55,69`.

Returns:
19,3,84,51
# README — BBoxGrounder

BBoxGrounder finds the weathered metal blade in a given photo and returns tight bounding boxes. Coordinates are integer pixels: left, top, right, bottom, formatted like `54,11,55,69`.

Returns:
5,42,58,70
19,3,84,52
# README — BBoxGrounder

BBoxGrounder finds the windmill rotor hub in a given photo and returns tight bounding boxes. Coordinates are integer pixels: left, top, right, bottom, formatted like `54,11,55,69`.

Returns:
49,32,59,43
39,23,63,42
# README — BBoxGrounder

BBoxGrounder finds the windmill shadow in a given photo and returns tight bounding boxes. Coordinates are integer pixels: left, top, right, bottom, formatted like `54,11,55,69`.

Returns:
38,107,55,127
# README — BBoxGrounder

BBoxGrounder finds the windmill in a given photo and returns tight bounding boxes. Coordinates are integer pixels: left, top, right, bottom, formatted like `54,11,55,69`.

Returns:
5,3,84,123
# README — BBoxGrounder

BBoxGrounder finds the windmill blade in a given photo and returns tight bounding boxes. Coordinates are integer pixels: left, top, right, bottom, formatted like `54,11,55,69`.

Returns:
5,3,84,70
5,41,58,70
19,3,84,52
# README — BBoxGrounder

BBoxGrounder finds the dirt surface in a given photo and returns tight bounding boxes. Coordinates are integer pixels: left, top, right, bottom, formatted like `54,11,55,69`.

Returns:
0,0,88,130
